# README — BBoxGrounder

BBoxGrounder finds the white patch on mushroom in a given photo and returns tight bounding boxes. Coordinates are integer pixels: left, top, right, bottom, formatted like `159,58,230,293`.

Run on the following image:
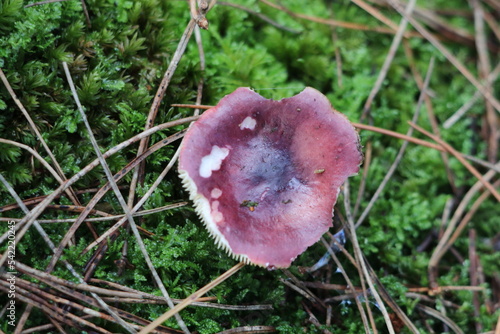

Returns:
211,201,224,223
211,188,223,199
199,145,230,178
239,116,257,130
179,169,239,256
214,213,223,222
211,200,220,212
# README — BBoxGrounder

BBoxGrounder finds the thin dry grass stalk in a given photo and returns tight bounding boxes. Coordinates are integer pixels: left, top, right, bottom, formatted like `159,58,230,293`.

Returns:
216,326,277,334
1,264,181,333
469,229,482,333
219,1,300,34
417,304,464,334
0,115,198,266
131,0,216,204
138,262,246,334
443,62,500,129
260,0,421,37
342,182,397,334
362,0,416,119
281,269,327,307
409,122,500,203
353,141,372,218
46,130,186,269
72,76,184,328
427,161,500,289
469,0,497,163
66,60,191,333
193,25,205,117
0,202,187,224
327,187,419,333
356,56,435,228
0,186,123,213
320,237,373,334
388,0,500,113
370,0,479,47
0,174,137,333
441,178,500,282
349,0,405,33
403,40,457,194
335,209,379,333
80,147,182,254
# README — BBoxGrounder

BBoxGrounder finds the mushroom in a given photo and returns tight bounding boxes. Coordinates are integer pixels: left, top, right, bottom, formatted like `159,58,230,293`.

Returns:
179,87,362,269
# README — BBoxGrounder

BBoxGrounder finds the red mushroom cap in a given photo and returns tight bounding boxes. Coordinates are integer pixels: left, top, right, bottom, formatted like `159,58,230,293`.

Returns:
179,87,362,269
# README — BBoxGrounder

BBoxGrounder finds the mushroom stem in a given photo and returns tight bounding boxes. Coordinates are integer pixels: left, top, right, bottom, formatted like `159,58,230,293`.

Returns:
138,261,246,334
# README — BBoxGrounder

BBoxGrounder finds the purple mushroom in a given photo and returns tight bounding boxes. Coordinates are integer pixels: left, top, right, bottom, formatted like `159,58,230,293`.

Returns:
179,87,362,269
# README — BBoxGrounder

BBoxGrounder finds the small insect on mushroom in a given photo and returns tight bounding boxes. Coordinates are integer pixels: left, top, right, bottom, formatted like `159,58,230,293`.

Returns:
179,87,362,269
240,200,259,212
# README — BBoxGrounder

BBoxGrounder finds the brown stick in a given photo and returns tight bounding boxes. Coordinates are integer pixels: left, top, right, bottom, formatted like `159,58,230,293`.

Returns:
469,229,483,333
470,0,497,162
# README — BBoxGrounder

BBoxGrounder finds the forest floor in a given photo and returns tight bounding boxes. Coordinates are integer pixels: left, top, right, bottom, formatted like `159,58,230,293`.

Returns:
0,0,499,333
